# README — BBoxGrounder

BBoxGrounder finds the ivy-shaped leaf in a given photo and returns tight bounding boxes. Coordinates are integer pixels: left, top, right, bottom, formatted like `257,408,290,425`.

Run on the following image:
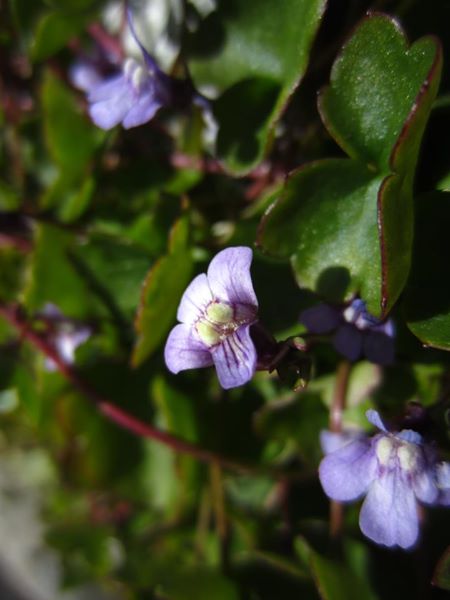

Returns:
186,0,327,175
259,14,442,317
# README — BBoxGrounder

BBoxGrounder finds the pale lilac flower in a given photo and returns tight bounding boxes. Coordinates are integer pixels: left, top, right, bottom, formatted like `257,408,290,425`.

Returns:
300,298,395,364
164,247,258,389
74,12,192,130
319,410,450,549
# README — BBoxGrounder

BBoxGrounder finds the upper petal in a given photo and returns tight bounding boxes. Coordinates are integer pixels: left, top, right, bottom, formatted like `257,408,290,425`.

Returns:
300,304,341,334
366,409,388,433
359,471,418,549
211,325,256,389
320,429,365,455
319,437,377,501
207,247,257,308
177,273,214,324
333,324,363,361
164,323,213,374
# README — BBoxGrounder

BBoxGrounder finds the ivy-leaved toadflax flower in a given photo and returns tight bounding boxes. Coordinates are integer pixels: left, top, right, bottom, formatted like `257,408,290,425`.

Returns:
77,11,194,130
164,247,258,389
319,410,450,549
301,298,395,364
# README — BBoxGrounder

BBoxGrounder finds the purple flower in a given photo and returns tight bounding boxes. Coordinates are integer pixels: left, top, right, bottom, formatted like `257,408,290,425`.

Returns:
319,410,450,549
74,13,188,130
164,247,258,389
300,298,395,364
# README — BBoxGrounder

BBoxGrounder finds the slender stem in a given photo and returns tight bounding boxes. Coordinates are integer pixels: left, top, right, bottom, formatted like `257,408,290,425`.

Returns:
0,304,261,475
330,360,352,433
329,360,352,538
210,461,230,571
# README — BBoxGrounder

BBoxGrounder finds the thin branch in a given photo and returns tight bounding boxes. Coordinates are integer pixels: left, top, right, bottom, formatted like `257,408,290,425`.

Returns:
329,360,352,539
0,304,263,475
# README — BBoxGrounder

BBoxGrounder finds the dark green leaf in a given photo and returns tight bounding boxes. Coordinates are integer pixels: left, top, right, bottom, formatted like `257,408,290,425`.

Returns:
132,217,194,366
295,538,378,600
158,568,240,600
187,0,326,173
24,223,93,317
259,15,442,315
32,10,91,62
319,17,441,171
41,70,101,178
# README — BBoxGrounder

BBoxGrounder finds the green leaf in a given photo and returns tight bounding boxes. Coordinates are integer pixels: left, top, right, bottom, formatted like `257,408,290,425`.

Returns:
187,0,326,174
295,538,378,600
214,78,280,175
31,10,91,62
318,18,441,171
24,223,93,317
158,568,240,600
259,15,442,316
42,71,100,177
404,192,450,349
433,546,450,591
132,217,194,366
72,235,152,318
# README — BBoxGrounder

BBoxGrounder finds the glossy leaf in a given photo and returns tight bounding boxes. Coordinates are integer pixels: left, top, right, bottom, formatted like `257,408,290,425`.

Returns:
259,14,442,316
187,0,326,174
132,217,194,366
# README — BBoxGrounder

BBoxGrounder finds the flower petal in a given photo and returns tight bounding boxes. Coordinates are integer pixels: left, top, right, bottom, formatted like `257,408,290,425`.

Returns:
365,409,388,432
88,74,127,102
360,471,418,549
436,462,450,506
89,82,135,129
363,331,395,365
207,247,257,307
319,437,377,501
176,273,214,324
413,465,438,505
320,429,364,454
300,304,341,334
211,325,256,389
164,323,213,374
123,93,162,128
333,324,363,361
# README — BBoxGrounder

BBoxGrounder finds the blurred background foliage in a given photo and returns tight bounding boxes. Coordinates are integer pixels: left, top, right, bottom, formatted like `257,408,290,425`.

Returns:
0,0,450,598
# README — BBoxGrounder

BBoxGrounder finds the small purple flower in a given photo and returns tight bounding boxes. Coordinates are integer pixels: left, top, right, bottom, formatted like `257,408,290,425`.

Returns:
300,298,395,364
74,12,190,130
319,410,450,549
164,247,258,389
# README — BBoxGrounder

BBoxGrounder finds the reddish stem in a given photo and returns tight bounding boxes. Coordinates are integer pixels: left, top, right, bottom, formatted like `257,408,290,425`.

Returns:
329,360,351,539
0,304,257,474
